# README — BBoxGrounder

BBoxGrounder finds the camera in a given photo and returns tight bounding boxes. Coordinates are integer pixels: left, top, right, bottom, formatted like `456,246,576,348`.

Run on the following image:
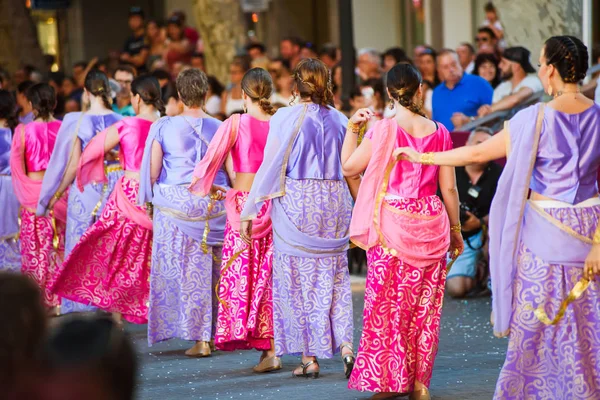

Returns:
459,203,478,225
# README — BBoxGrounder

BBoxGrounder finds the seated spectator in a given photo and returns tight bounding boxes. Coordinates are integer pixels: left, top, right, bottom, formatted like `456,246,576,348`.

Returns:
271,59,294,106
475,27,501,60
120,7,149,74
146,19,166,71
280,37,302,69
417,46,440,87
300,42,318,59
113,87,135,117
446,128,502,298
0,272,47,397
170,9,200,50
221,56,250,116
16,80,34,124
246,42,266,60
331,64,343,110
267,58,284,83
473,53,501,88
382,47,411,72
113,65,136,116
164,15,193,71
205,75,224,116
0,67,10,89
457,42,476,74
48,72,66,118
319,43,339,69
476,46,542,118
481,2,506,49
190,52,205,71
433,49,493,130
360,78,385,127
348,86,365,116
357,48,382,82
37,316,137,400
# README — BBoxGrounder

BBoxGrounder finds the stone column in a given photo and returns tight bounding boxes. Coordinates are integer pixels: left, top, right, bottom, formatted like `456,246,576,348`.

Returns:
193,0,245,84
0,0,45,74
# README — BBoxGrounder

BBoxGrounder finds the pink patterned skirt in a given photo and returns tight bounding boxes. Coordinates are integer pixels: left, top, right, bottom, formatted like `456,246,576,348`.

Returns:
348,197,448,393
20,208,65,309
215,190,274,351
52,177,152,323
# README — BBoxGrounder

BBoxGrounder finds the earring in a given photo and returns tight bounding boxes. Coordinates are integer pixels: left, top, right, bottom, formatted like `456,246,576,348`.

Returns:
243,103,247,113
547,85,553,97
388,101,394,110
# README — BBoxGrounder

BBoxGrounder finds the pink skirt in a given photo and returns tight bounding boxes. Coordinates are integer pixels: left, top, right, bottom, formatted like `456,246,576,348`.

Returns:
20,208,65,309
52,177,152,323
349,198,448,393
215,190,274,351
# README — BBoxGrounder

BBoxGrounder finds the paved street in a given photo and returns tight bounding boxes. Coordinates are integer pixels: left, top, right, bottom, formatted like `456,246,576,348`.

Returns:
127,280,506,400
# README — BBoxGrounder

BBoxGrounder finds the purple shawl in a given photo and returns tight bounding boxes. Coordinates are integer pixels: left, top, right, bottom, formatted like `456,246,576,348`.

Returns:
139,117,227,245
240,104,310,220
36,112,123,216
489,104,544,337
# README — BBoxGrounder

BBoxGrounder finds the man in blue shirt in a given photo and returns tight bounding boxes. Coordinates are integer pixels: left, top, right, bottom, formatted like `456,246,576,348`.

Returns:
432,49,493,130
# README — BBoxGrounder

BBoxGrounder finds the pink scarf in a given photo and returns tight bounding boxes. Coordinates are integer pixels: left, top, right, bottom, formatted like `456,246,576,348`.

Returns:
350,118,449,268
76,126,151,230
10,124,67,222
189,114,240,196
225,189,271,239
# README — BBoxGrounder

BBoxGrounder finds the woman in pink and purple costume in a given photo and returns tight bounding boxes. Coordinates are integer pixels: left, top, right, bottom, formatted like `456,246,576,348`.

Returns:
240,59,356,379
51,76,160,325
191,68,279,372
140,69,228,357
396,36,600,400
10,83,67,313
343,63,463,400
37,70,123,314
0,90,21,273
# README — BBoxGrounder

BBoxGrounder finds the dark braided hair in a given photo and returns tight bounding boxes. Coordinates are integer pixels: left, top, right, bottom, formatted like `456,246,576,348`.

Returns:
544,36,588,83
293,58,334,107
386,63,427,118
84,69,112,109
131,75,165,116
26,83,57,121
0,90,18,131
241,68,275,115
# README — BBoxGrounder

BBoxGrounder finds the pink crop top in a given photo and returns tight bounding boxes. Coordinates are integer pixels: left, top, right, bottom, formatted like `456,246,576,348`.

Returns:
231,114,270,173
23,121,62,172
365,122,453,198
116,117,153,172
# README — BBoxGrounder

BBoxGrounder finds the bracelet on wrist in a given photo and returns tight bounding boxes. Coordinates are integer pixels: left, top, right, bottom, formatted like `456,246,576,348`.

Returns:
450,223,462,233
53,191,63,200
593,229,600,245
420,152,435,165
347,121,361,134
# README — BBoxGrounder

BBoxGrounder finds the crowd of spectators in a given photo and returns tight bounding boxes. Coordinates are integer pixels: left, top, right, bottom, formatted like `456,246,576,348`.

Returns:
0,2,599,298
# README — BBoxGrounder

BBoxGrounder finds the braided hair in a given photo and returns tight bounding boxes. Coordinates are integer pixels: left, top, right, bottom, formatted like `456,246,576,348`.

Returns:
131,75,165,116
293,58,334,107
84,69,112,109
386,63,427,118
544,36,588,83
241,68,275,115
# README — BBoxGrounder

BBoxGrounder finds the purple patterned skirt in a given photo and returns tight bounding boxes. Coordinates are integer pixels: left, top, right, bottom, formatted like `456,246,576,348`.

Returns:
495,203,600,399
147,198,222,346
272,178,354,358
